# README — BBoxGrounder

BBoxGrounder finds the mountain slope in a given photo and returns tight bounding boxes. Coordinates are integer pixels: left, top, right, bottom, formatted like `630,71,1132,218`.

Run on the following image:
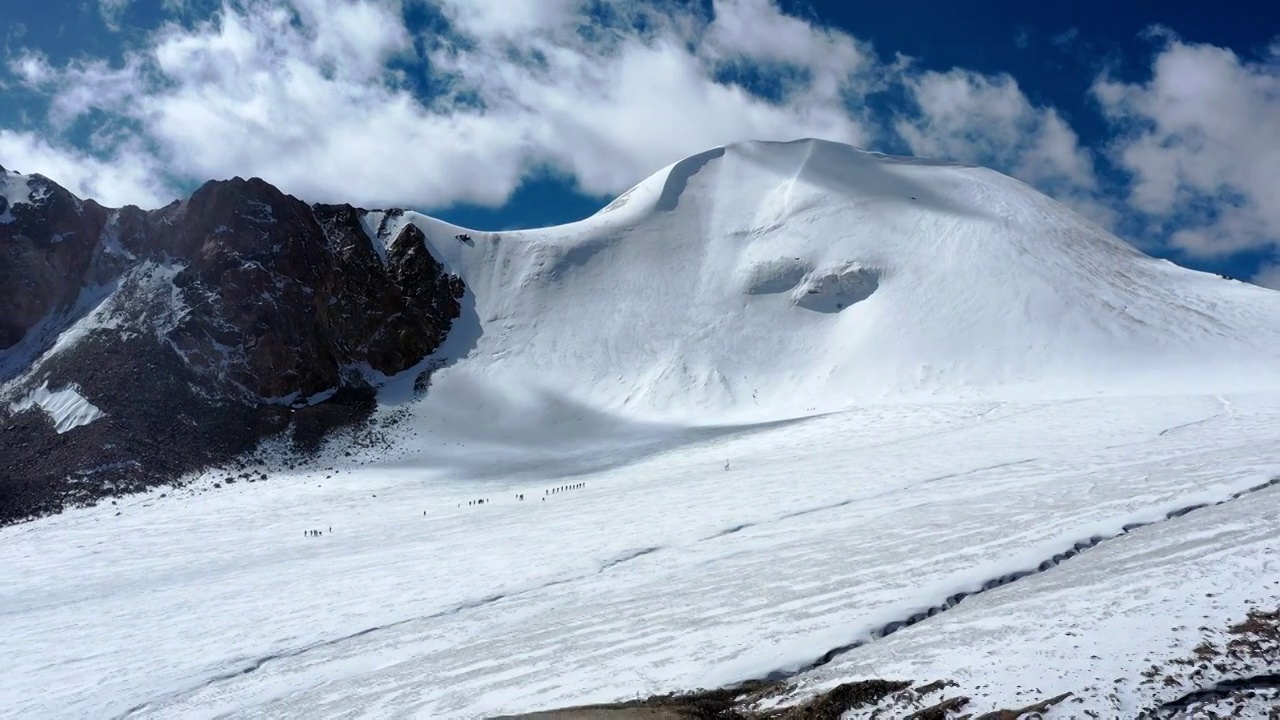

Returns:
390,139,1280,423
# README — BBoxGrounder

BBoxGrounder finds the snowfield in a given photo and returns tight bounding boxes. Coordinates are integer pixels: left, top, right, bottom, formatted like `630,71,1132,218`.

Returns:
2,140,1278,718
2,394,1277,718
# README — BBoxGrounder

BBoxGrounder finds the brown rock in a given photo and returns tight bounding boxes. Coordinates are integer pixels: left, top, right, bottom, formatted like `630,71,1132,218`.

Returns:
0,171,466,524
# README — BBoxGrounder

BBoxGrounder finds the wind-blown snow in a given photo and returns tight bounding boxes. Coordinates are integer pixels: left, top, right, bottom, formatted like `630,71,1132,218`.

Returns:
3,139,1279,719
9,382,104,433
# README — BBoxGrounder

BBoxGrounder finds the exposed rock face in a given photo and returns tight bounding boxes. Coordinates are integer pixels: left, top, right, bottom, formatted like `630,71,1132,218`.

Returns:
0,168,465,524
156,179,464,400
0,171,112,349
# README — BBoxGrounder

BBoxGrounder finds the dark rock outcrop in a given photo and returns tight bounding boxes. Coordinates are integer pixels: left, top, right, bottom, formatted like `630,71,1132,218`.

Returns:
0,173,112,350
0,170,465,524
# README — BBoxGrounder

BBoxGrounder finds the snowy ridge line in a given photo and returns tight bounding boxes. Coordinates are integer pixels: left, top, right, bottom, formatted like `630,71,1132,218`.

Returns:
111,542,671,719
759,476,1280,682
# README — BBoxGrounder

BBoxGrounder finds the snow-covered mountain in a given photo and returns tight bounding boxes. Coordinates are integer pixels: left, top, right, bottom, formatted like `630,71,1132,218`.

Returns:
5,139,1280,520
2,140,1279,719
396,138,1280,419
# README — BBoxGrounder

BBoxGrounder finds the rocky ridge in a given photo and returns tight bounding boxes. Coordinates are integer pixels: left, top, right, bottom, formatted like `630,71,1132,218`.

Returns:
0,165,465,523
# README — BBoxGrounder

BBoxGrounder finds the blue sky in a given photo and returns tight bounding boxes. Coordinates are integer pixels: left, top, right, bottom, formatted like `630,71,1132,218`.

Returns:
1,0,1277,286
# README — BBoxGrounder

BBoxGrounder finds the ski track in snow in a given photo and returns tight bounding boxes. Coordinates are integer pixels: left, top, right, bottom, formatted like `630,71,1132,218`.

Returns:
3,392,1279,719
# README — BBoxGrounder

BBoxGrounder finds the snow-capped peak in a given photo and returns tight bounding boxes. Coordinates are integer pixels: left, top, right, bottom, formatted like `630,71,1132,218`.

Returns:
394,138,1280,421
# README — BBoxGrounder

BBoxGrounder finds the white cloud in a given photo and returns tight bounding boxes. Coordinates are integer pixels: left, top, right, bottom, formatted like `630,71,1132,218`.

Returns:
704,0,870,75
427,0,874,197
3,0,882,210
99,0,134,32
1052,27,1079,51
1253,261,1280,291
0,130,172,207
896,69,1096,190
893,68,1109,225
1014,26,1031,50
10,51,141,130
7,51,55,86
1094,35,1280,258
430,0,579,38
2,0,1265,270
5,1,1082,213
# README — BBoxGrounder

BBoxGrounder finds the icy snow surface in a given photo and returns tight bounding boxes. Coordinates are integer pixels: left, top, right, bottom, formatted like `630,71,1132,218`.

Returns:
2,140,1279,718
7,382,104,433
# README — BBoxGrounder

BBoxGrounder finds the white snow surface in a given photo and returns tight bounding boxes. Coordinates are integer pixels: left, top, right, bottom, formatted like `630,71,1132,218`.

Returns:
7,381,104,433
358,209,392,264
3,139,1280,718
2,394,1277,718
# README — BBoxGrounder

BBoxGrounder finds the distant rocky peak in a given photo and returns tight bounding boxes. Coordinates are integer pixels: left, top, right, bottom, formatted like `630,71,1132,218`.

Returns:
185,177,298,229
160,177,317,262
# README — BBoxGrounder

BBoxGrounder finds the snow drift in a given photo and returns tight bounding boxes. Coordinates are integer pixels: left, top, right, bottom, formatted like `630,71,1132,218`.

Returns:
387,138,1280,421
